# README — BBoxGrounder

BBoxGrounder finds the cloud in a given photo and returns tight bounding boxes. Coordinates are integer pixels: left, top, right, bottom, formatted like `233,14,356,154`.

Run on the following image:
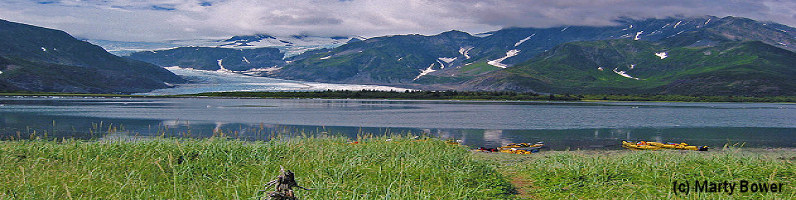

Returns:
0,0,793,41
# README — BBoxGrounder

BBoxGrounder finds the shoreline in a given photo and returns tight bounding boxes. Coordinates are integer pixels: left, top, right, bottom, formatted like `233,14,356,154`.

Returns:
2,92,795,103
3,134,794,152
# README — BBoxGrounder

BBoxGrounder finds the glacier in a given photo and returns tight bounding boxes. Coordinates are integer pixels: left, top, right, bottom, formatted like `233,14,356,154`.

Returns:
136,67,411,95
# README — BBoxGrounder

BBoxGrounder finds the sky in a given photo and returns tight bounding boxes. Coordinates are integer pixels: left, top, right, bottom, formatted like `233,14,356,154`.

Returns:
0,0,793,42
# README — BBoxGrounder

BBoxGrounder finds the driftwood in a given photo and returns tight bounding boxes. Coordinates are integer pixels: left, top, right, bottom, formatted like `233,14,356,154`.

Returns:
261,166,309,200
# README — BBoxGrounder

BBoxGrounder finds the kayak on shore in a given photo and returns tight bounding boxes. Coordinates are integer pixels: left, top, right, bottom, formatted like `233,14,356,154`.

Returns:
622,141,661,150
648,141,709,151
622,141,708,151
477,142,545,154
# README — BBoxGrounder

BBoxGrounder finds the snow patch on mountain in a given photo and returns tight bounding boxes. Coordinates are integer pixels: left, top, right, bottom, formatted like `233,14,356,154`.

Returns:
613,67,640,80
242,56,250,64
487,49,521,68
674,21,682,29
474,32,493,37
413,63,437,81
320,55,332,60
436,57,456,69
634,31,644,40
597,67,604,71
217,59,232,72
655,52,668,59
704,18,711,25
41,47,46,52
438,57,456,63
515,34,535,47
649,30,663,35
459,47,473,59
436,60,446,69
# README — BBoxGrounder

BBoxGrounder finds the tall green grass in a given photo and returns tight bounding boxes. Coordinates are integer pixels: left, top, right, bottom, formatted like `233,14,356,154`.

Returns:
476,148,794,199
3,133,792,199
0,136,512,199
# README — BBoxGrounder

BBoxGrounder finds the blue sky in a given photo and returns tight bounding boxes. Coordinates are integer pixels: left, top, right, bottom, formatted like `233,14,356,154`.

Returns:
1,0,793,41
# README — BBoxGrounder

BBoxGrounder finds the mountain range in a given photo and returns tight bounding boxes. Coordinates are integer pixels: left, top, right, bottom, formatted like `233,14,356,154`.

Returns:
89,34,360,57
266,16,795,96
1,15,794,96
119,34,363,74
0,19,184,93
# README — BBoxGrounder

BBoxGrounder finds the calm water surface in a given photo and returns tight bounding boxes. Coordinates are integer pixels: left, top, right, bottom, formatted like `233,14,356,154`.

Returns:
1,96,793,149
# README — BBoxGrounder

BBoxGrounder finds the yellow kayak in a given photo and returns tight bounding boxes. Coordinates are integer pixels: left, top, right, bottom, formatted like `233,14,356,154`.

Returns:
499,148,537,154
622,141,662,150
647,142,709,151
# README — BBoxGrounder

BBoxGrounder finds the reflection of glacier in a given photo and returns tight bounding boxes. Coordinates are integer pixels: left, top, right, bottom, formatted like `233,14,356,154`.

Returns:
161,120,184,127
213,122,225,133
161,120,236,135
611,129,633,140
483,129,512,146
431,129,467,144
135,67,411,95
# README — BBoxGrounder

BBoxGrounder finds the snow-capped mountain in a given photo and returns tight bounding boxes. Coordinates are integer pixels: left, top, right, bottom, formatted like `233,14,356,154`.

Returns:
126,47,286,72
85,16,796,96
274,16,796,96
88,34,365,58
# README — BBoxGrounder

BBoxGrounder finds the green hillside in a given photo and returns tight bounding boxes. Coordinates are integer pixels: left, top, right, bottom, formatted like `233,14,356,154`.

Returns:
127,47,284,71
276,30,477,83
0,19,184,93
462,39,796,96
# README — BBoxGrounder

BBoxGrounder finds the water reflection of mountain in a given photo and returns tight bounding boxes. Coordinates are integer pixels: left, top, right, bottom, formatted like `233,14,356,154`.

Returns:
1,97,794,149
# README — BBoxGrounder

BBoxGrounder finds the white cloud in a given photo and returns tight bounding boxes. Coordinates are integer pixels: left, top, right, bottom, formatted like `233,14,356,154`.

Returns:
0,0,793,42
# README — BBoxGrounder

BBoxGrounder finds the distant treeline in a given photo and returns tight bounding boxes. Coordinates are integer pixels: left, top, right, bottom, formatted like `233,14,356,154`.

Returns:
580,94,796,102
186,90,796,102
2,91,792,102
189,90,578,101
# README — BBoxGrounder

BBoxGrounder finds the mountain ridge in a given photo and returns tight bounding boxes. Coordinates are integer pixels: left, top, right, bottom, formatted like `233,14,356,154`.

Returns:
264,15,795,96
0,19,185,93
460,39,796,96
126,47,285,71
99,15,796,96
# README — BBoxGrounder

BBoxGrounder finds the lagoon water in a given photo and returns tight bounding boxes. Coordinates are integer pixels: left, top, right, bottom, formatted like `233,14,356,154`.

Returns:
1,96,794,149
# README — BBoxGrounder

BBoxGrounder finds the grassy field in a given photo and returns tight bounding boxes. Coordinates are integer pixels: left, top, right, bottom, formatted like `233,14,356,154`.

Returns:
0,136,512,199
1,136,793,199
475,148,795,199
